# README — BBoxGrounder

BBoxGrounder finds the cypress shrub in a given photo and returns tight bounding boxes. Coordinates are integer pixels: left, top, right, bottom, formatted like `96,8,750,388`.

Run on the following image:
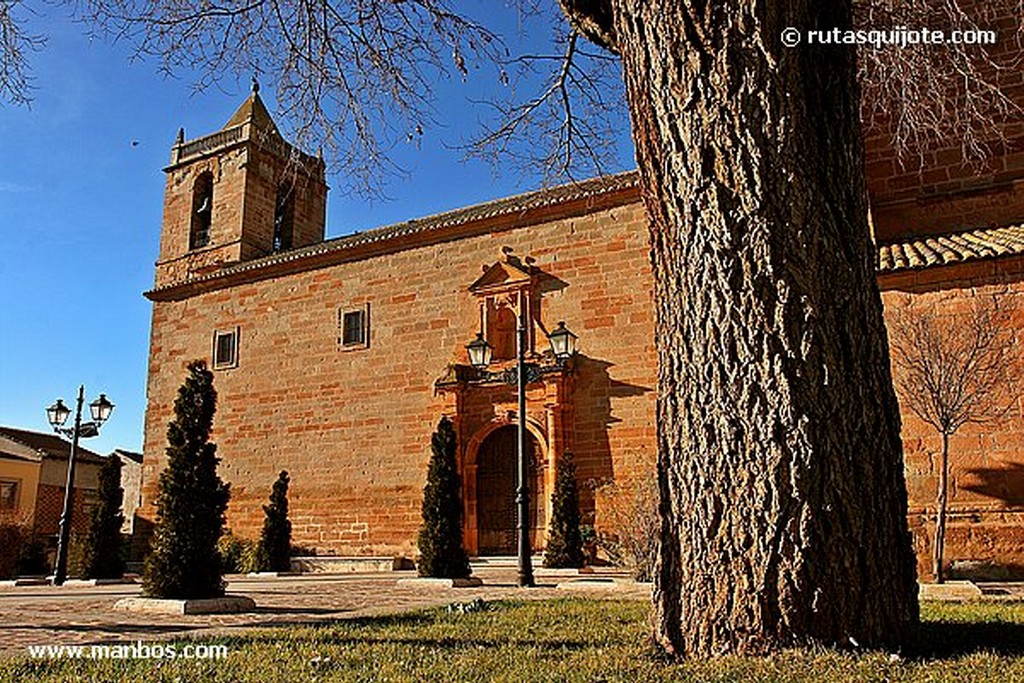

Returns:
416,416,470,578
543,452,584,568
81,454,126,579
142,360,230,598
257,470,292,572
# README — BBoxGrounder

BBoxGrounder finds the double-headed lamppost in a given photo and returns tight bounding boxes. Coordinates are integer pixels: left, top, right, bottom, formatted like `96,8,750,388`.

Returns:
45,387,114,585
467,320,577,587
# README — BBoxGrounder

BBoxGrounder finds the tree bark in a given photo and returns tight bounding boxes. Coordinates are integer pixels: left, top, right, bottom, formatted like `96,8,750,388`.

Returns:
934,432,950,583
590,0,920,655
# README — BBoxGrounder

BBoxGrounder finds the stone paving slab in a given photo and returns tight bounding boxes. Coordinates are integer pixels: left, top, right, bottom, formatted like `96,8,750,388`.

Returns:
0,567,650,659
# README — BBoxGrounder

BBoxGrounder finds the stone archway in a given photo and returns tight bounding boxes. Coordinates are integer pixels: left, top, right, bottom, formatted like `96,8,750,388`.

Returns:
473,424,546,555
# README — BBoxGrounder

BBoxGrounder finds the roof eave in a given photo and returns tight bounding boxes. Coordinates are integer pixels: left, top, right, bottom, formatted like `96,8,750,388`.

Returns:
145,178,641,302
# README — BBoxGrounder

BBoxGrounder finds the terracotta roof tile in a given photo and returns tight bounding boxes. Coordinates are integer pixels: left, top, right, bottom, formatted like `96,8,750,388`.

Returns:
0,426,106,464
878,224,1024,273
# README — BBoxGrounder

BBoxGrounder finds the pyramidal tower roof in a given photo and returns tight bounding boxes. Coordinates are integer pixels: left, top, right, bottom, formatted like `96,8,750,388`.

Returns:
167,79,321,172
224,79,278,133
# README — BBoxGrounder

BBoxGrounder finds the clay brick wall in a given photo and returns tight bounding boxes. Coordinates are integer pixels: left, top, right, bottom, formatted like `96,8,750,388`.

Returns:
141,199,657,556
143,183,1024,569
880,255,1024,578
864,0,1024,241
33,485,92,538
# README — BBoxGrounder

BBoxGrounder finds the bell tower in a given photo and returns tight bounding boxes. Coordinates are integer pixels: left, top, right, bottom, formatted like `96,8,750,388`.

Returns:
154,83,327,288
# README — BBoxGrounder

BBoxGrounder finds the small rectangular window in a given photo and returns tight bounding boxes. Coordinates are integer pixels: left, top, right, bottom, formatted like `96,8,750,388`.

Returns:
0,480,18,511
339,304,370,350
213,328,239,369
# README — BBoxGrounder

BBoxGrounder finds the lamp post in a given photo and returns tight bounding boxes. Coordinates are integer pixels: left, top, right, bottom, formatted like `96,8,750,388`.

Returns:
467,319,577,588
46,387,114,585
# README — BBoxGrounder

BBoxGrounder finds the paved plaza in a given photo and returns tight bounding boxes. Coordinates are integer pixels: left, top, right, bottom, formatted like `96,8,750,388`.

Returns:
4,566,1023,661
0,565,650,659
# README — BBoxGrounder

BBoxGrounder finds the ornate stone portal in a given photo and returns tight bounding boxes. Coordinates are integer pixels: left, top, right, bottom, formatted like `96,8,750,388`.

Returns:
435,252,575,556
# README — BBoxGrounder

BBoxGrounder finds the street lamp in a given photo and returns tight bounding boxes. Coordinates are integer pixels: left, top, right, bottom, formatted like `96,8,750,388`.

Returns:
547,321,578,361
468,319,578,587
466,333,493,370
46,386,114,585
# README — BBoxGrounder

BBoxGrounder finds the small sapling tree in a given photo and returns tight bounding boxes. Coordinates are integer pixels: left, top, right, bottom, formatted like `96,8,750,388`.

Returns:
889,296,1020,583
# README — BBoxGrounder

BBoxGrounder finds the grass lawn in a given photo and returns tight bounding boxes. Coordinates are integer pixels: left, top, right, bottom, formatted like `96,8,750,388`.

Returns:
3,599,1024,682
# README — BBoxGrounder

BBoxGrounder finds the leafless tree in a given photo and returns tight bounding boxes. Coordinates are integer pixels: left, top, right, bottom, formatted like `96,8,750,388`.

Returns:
889,296,1020,583
592,450,659,581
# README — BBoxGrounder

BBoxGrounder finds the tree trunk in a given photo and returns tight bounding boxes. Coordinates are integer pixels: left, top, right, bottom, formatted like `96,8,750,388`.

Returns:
601,0,919,655
934,432,950,583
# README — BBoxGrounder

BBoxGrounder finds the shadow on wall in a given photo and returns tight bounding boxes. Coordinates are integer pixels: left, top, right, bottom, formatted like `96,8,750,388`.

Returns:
960,462,1024,506
571,355,653,523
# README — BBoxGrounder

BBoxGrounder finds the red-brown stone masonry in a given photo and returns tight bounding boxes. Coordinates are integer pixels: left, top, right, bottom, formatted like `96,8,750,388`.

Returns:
141,201,657,556
880,254,1024,578
155,142,327,288
238,151,326,260
156,149,248,288
864,0,1024,241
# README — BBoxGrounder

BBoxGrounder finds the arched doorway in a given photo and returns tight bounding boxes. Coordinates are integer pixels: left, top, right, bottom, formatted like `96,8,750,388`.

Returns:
476,425,546,555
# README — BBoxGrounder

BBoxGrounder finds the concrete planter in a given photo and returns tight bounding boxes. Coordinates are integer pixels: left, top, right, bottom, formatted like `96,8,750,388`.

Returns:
918,580,983,601
0,577,49,587
62,578,138,586
396,577,483,588
113,595,256,615
290,556,414,574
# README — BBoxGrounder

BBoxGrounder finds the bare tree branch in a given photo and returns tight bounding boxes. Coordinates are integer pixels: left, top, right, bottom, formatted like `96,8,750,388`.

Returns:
2,0,1021,194
0,0,45,105
461,29,625,186
68,0,507,197
856,0,1024,168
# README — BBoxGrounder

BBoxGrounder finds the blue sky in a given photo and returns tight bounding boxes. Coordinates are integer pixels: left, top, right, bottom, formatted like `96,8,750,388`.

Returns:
0,5,634,453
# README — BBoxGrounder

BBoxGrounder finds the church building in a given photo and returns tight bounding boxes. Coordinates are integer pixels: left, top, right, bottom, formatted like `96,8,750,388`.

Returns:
140,85,1024,579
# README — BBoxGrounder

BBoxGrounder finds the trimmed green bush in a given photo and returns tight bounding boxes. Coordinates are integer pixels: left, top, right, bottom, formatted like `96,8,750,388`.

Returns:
81,454,125,579
217,532,244,574
142,360,231,599
216,532,264,574
0,520,26,579
416,416,470,578
257,471,292,572
17,535,49,576
543,452,584,568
